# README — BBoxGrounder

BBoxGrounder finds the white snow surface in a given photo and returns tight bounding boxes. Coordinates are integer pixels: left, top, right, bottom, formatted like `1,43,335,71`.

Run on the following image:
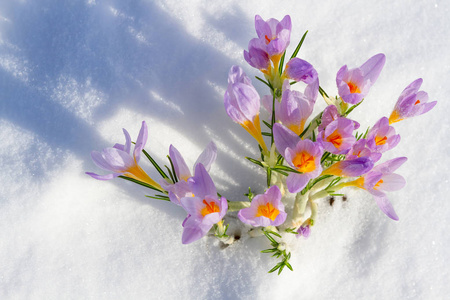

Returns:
1,0,449,299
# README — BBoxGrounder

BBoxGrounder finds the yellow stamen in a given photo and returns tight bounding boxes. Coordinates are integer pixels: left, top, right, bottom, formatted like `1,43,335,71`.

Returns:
292,151,316,173
375,135,387,146
347,81,361,94
374,179,383,189
200,199,220,217
256,202,279,221
326,130,343,149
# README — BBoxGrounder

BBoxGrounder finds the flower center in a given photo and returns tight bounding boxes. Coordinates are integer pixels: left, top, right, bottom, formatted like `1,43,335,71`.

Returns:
200,200,220,217
327,130,343,148
292,151,316,173
374,179,384,189
256,202,279,221
375,135,387,146
347,81,361,94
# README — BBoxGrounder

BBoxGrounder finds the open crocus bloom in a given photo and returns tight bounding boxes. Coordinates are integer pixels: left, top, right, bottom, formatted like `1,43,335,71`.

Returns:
86,121,162,190
336,53,385,104
366,117,400,153
347,157,407,220
160,142,217,206
262,80,317,135
389,78,437,124
180,164,227,244
273,123,323,193
224,65,268,154
238,185,287,227
318,117,357,155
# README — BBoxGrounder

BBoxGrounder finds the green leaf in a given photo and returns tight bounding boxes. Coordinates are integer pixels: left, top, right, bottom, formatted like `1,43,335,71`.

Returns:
278,51,286,75
319,86,329,98
271,169,288,176
278,264,285,275
285,261,294,271
290,30,308,59
266,230,281,238
145,195,170,201
118,176,164,193
272,165,301,174
267,167,272,187
255,76,274,91
299,122,311,139
262,120,272,129
268,263,282,273
344,99,364,116
142,149,168,179
167,155,178,183
245,156,264,168
165,165,176,184
261,248,277,253
262,132,272,137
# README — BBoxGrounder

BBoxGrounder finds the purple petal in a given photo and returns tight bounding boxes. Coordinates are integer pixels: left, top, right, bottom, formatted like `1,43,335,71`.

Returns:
286,173,310,193
378,173,406,191
273,123,300,158
180,196,205,219
85,172,120,180
373,157,407,174
360,53,386,84
374,196,399,221
134,121,148,163
181,217,209,244
169,145,191,181
194,142,217,172
122,128,132,154
188,163,217,199
285,58,318,84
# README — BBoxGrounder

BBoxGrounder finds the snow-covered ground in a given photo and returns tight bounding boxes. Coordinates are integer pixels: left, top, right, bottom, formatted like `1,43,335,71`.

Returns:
1,0,449,299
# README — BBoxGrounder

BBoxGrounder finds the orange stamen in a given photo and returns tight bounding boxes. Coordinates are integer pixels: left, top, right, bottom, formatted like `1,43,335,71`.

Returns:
292,151,316,173
375,136,387,146
327,130,343,148
414,100,421,105
265,35,271,44
256,202,279,221
347,81,361,94
374,179,383,189
200,200,220,217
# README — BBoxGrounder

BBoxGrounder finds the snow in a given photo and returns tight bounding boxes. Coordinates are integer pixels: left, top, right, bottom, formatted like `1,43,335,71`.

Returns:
1,0,449,298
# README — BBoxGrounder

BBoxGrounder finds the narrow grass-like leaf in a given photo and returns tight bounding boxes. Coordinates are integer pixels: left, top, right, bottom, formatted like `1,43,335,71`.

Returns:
268,263,282,273
278,51,286,75
344,99,364,116
290,30,308,59
145,195,170,201
262,120,272,129
262,132,273,137
272,165,301,174
319,86,329,98
266,230,281,238
119,176,165,193
261,248,277,253
245,157,264,168
255,76,274,91
142,149,168,179
167,155,178,183
271,169,288,176
267,167,272,187
165,165,176,183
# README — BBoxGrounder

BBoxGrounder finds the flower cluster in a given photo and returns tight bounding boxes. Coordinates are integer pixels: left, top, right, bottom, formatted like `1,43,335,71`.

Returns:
87,15,436,274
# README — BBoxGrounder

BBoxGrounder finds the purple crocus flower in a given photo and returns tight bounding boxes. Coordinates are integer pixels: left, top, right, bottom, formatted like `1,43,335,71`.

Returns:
273,123,324,193
321,157,374,177
336,53,386,104
238,185,287,227
389,78,437,124
349,157,407,220
296,224,311,239
180,163,227,244
224,65,268,154
160,142,217,206
244,39,271,73
366,117,400,153
317,117,357,155
254,15,291,62
346,139,382,163
86,121,162,190
262,80,317,135
284,58,319,84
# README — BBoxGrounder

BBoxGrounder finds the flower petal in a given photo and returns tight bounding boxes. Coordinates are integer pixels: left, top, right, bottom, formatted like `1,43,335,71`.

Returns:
273,123,300,158
169,145,191,181
374,196,399,221
188,163,217,199
134,121,148,163
194,142,217,172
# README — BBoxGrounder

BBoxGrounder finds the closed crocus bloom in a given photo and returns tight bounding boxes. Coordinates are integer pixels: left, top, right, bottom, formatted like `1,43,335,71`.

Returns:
336,53,385,104
160,142,217,206
284,58,318,84
244,39,271,73
321,157,374,177
263,80,317,136
238,185,287,227
254,15,291,63
389,78,437,124
273,123,323,193
180,164,227,244
224,65,268,154
348,157,407,220
318,117,357,155
86,121,162,190
366,117,400,153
